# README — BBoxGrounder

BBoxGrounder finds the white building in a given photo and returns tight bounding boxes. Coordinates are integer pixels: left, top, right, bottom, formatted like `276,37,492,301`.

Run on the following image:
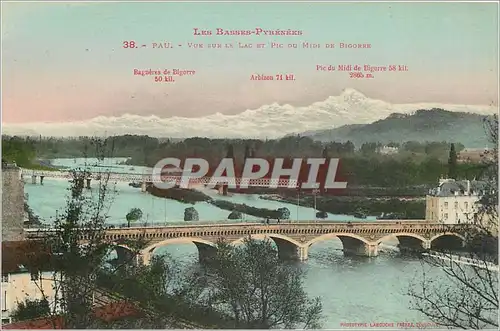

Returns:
377,145,399,155
1,241,61,325
425,178,488,225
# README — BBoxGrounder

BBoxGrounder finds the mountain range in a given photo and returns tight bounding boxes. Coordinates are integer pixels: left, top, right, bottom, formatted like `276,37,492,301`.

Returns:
297,109,494,148
2,88,496,141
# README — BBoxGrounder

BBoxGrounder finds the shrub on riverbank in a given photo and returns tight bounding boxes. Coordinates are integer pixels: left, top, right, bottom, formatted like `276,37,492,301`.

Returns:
227,211,243,220
277,207,290,219
211,200,282,219
184,207,199,221
147,186,212,203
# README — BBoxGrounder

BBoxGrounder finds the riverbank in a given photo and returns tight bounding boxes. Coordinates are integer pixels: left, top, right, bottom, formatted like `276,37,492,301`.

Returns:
144,183,425,220
147,185,211,203
146,186,289,220
260,195,425,219
226,186,429,198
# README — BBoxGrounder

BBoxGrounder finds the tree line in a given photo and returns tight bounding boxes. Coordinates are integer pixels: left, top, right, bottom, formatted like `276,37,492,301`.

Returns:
3,134,466,162
1,134,480,188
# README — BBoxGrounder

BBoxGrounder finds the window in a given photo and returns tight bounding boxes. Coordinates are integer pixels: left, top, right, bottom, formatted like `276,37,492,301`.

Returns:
444,213,449,220
465,202,469,209
1,274,8,283
1,318,10,325
444,202,448,208
454,202,458,209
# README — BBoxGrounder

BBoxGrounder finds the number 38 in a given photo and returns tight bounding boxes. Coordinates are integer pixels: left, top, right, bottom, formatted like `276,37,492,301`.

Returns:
123,41,136,48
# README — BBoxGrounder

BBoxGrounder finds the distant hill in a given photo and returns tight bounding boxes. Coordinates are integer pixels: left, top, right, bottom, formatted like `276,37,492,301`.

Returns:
300,109,493,148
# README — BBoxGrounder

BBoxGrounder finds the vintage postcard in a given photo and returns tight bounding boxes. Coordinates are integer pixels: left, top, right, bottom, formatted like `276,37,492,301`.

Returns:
1,1,498,330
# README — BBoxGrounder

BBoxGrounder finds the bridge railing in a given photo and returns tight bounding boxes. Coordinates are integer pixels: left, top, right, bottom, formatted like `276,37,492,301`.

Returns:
20,168,301,186
24,221,472,235
25,219,431,231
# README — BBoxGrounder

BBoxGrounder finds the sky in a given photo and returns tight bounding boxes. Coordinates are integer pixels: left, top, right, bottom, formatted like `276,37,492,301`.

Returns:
1,1,498,123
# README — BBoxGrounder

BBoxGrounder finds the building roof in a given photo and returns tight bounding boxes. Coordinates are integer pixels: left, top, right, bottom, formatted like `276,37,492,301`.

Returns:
2,301,142,329
428,179,488,197
2,240,54,274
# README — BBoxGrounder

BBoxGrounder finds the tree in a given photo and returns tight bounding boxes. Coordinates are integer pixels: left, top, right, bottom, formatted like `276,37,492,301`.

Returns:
448,143,458,179
25,138,155,328
408,115,498,329
226,144,234,158
11,298,50,322
126,208,143,227
20,138,225,328
359,142,380,155
190,238,323,329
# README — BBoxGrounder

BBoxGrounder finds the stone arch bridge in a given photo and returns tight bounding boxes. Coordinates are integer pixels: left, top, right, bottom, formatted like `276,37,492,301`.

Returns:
25,221,470,265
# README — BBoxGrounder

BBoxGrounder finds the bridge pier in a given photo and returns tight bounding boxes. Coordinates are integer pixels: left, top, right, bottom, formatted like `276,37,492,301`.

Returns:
297,245,309,261
340,237,379,257
86,178,91,189
31,175,37,184
40,175,44,185
141,182,147,193
136,251,152,266
272,238,309,261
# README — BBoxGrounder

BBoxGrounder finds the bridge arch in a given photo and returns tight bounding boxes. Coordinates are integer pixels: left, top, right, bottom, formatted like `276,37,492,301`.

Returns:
107,243,137,265
231,234,304,260
143,237,216,254
375,233,429,252
231,233,302,247
141,237,217,264
375,233,427,245
306,233,371,246
429,232,466,243
306,232,378,257
306,233,377,257
429,232,466,251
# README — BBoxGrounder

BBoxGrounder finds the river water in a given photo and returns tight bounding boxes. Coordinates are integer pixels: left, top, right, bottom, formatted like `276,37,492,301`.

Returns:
25,158,445,328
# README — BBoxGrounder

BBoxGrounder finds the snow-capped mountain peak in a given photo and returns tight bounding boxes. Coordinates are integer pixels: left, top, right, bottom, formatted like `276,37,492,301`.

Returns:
2,89,496,138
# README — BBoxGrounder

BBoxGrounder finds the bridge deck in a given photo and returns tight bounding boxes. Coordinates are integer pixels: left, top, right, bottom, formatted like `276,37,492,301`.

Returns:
24,221,467,237
21,168,300,187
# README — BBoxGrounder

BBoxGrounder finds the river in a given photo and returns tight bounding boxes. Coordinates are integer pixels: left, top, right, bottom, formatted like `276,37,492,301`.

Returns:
25,158,445,328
